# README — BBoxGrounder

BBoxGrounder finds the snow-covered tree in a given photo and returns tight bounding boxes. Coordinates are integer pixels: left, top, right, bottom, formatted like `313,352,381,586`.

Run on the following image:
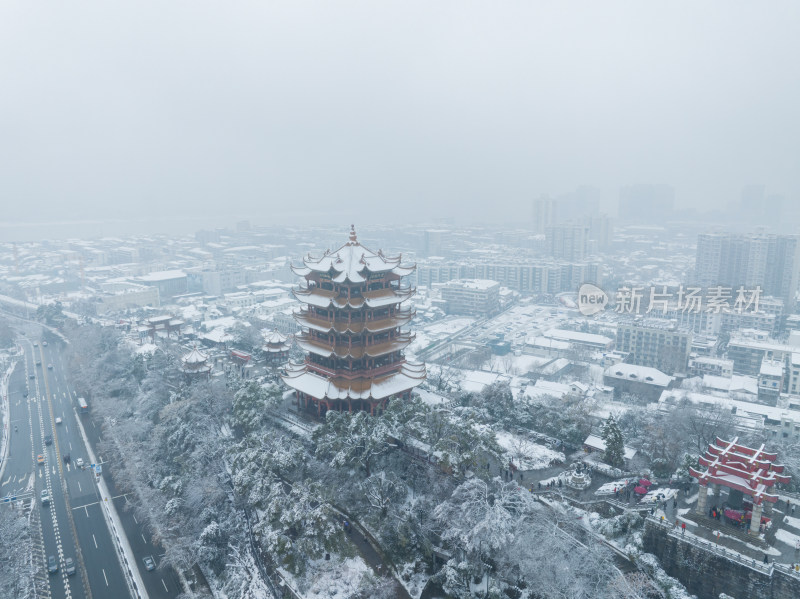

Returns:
232,380,281,434
428,411,502,475
434,477,537,559
601,415,625,468
673,398,736,454
504,519,620,599
314,410,392,478
257,480,341,575
0,509,35,599
360,471,403,519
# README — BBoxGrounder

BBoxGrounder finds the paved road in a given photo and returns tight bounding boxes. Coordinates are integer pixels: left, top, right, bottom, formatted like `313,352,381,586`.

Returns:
39,335,184,599
3,337,130,599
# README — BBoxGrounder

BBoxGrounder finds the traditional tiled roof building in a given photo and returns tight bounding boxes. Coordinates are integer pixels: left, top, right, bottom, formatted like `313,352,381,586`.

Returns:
282,226,426,415
263,330,291,364
180,345,212,380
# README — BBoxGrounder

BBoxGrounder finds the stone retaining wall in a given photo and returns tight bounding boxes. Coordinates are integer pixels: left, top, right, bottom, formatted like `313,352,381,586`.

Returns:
642,519,800,599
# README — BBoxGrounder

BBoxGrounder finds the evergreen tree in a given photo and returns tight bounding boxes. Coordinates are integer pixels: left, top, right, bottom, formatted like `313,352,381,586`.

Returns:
601,415,625,468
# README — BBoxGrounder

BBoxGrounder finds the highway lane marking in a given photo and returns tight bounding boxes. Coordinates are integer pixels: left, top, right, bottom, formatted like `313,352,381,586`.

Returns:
84,506,89,518
69,442,72,451
102,568,108,586
93,534,98,549
162,579,168,592
132,514,138,524
77,482,81,492
71,494,129,510
141,533,147,543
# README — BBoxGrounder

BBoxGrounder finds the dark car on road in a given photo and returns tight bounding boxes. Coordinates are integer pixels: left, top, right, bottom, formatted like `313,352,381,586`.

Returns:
65,557,76,576
47,555,58,574
44,435,52,446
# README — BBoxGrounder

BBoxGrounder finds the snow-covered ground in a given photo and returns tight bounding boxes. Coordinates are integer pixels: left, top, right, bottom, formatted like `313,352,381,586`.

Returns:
397,561,430,599
407,316,475,357
486,353,550,376
414,387,450,406
783,514,800,530
0,357,19,487
641,487,678,504
595,479,636,495
283,556,372,599
494,430,564,470
581,454,629,478
775,528,800,547
135,342,158,356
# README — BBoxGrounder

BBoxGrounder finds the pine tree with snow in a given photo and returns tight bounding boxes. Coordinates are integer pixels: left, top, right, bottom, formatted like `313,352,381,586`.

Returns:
601,415,625,468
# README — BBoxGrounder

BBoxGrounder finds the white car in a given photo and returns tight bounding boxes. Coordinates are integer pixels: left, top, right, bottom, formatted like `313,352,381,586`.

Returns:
55,417,62,425
76,458,84,468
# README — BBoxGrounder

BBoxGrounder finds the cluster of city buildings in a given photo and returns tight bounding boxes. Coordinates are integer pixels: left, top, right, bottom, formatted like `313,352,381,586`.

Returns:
3,200,800,445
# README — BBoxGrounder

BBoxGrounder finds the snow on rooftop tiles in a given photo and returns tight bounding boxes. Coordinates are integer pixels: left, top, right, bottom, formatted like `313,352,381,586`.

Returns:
290,225,412,284
760,359,784,377
604,363,672,387
138,270,186,281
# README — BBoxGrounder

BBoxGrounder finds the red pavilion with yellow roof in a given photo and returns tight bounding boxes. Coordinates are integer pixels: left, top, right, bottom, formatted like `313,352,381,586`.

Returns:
281,226,426,416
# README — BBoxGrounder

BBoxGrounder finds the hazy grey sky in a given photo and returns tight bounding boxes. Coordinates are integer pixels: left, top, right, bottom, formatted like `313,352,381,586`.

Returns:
1,1,798,235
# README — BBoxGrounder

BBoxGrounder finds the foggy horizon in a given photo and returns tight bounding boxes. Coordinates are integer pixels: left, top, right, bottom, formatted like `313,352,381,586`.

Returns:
2,1,799,242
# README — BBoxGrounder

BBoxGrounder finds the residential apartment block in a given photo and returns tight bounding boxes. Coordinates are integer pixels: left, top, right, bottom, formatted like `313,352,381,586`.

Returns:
440,279,501,318
616,318,692,373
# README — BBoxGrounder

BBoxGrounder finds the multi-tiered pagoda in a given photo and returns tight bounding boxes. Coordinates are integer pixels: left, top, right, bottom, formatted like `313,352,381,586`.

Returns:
282,226,426,416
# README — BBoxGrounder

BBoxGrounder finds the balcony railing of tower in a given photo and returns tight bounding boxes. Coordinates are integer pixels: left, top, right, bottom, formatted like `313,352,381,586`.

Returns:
297,309,414,330
307,275,400,291
310,351,402,370
305,305,409,321
307,330,412,347
299,282,413,298
299,338,413,361
304,359,408,381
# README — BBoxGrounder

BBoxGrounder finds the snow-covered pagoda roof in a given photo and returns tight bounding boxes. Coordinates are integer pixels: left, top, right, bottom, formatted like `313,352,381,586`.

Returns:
282,361,426,401
263,329,290,353
181,345,212,374
263,330,287,344
183,346,209,365
290,225,414,283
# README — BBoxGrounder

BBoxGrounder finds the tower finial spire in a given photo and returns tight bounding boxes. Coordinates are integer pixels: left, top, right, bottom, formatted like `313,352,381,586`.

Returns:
349,224,357,243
